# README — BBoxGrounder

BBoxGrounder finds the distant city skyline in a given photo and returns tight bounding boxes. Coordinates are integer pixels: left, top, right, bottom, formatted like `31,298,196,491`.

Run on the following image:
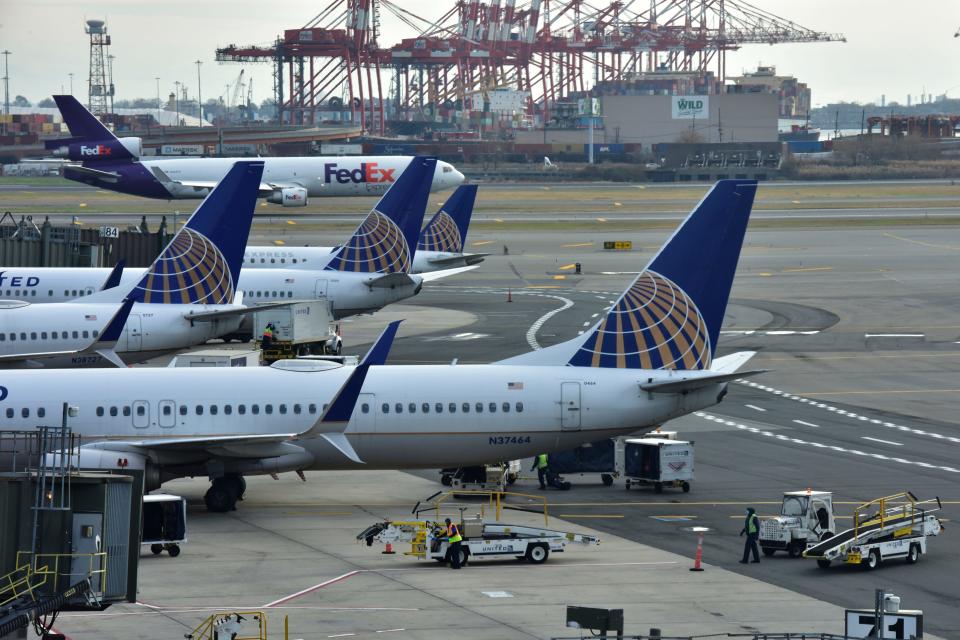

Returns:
1,1,958,111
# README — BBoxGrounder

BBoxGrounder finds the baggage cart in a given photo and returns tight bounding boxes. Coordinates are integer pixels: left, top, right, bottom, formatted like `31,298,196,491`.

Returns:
141,494,187,557
623,438,694,493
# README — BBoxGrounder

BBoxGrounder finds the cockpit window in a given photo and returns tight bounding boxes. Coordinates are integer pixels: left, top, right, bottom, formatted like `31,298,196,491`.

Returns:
442,166,452,173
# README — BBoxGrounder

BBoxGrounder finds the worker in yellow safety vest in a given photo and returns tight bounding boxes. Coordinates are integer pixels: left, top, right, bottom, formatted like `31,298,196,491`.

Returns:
261,323,274,349
444,518,463,570
531,453,549,490
739,507,760,564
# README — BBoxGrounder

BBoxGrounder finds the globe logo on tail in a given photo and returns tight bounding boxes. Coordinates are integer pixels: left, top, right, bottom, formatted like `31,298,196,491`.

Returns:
569,271,711,370
131,228,235,304
418,212,462,253
325,211,411,274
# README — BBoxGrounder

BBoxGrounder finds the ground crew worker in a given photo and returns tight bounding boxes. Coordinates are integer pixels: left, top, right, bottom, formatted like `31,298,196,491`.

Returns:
739,507,761,563
444,517,463,570
261,323,274,349
532,453,549,490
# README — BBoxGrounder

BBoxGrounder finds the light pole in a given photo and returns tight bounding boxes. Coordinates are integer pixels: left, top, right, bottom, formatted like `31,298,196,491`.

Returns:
155,76,161,123
174,80,181,126
2,50,10,118
68,72,74,95
195,60,203,124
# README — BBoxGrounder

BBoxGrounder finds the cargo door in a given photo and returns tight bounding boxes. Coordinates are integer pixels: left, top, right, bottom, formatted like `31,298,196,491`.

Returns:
315,279,328,298
347,393,376,434
124,314,142,351
560,382,581,430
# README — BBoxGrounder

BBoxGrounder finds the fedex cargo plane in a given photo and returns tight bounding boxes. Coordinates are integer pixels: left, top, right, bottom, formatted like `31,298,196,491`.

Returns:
46,95,464,206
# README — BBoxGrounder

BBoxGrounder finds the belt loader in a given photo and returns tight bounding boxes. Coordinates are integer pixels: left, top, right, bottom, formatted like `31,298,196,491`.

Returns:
803,492,943,570
358,516,599,567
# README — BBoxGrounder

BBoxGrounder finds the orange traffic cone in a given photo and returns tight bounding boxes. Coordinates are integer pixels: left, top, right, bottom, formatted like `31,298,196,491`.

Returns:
382,542,396,555
690,530,704,572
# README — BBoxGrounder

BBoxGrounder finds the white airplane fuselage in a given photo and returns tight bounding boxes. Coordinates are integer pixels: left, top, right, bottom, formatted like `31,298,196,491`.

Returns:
0,363,722,481
146,156,464,199
0,268,422,319
0,301,243,367
242,246,477,273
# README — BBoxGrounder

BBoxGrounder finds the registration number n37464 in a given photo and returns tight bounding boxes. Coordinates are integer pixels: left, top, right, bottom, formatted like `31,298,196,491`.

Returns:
488,436,532,445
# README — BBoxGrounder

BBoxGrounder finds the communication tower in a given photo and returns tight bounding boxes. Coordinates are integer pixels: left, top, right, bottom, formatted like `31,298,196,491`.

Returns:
85,19,114,119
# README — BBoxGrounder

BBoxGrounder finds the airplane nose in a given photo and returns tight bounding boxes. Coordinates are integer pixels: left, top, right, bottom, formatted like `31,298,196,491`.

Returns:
454,169,465,185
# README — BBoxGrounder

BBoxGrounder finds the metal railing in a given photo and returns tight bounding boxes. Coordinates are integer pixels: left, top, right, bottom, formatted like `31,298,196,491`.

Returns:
14,551,107,596
415,489,550,526
852,491,919,538
186,611,269,640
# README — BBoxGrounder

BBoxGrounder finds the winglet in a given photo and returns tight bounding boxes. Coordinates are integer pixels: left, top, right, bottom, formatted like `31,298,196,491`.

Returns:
100,260,126,291
87,297,135,368
295,320,403,461
418,184,478,253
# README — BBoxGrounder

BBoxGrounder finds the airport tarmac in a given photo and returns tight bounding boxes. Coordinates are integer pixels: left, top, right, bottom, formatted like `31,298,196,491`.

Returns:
8,186,960,638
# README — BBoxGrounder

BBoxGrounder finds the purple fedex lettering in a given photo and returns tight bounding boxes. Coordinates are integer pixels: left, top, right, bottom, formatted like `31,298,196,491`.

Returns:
323,162,396,184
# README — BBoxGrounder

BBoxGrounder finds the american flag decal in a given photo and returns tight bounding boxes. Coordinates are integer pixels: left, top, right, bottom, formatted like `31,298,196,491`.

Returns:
507,382,524,390
85,315,97,321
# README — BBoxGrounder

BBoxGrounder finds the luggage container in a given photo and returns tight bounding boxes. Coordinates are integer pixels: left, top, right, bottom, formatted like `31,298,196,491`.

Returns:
623,438,694,493
141,494,187,557
547,438,624,486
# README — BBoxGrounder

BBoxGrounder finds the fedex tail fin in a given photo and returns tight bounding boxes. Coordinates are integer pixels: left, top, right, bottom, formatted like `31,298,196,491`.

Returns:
499,179,758,370
128,161,264,304
45,95,136,160
418,184,478,253
324,157,436,274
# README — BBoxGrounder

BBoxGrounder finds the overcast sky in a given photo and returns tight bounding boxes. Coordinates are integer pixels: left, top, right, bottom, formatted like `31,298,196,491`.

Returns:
2,1,958,110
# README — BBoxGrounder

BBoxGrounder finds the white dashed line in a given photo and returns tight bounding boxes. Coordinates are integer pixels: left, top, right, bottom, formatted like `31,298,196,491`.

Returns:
862,436,903,447
792,419,820,428
744,404,766,412
525,295,575,350
864,333,924,339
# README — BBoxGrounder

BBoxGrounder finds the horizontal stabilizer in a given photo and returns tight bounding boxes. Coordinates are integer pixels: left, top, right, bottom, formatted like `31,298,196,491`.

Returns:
639,369,766,394
366,272,416,289
418,265,477,282
183,300,298,322
64,164,122,183
425,253,489,267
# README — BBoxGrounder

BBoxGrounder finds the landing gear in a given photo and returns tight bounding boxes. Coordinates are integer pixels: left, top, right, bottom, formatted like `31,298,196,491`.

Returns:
204,475,246,512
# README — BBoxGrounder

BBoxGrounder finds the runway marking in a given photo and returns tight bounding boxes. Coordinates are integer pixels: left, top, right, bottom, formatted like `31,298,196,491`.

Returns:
263,570,360,607
882,231,960,251
472,240,495,246
783,266,833,273
558,263,578,270
745,404,766,412
862,436,904,447
562,242,594,248
482,591,514,598
697,411,960,473
864,333,924,338
526,294,575,350
591,313,600,318
558,514,624,519
738,380,960,444
649,516,696,521
376,629,406,633
792,419,819,428
596,217,607,222
552,275,567,280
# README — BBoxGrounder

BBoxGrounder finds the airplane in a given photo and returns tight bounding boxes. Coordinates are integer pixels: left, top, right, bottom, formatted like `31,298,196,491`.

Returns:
242,184,488,273
0,157,463,320
0,179,761,512
45,95,464,206
0,162,279,368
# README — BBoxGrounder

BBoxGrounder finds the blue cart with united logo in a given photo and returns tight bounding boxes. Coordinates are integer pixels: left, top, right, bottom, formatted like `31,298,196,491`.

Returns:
623,438,694,493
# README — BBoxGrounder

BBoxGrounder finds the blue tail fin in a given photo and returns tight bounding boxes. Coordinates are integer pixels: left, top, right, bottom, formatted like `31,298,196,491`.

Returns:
567,180,758,370
46,95,135,160
418,184,478,253
129,161,264,304
324,157,436,274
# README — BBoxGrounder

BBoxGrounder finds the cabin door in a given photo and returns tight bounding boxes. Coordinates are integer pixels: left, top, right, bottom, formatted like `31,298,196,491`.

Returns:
560,382,582,430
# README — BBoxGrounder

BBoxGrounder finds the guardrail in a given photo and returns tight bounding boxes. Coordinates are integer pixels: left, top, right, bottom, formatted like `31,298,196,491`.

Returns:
416,489,550,526
186,611,269,640
14,551,107,596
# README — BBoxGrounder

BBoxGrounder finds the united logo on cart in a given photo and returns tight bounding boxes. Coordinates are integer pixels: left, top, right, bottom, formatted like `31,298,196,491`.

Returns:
668,461,688,472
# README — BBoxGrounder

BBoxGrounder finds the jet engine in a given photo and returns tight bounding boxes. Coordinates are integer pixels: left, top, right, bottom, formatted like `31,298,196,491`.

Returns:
267,187,308,207
117,136,143,158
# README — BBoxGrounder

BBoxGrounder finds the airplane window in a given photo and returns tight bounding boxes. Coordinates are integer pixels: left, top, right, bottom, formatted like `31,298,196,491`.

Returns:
502,402,510,413
293,404,302,415
475,402,483,413
287,291,293,298
31,332,37,340
252,405,260,415
21,408,29,418
82,331,89,339
224,405,232,415
361,403,369,414
408,403,416,414
72,290,77,297
48,290,53,296
96,407,105,417
63,290,68,297
422,403,429,413
9,334,15,341
162,405,172,416
395,403,403,414
72,331,78,339
280,259,285,263
123,406,131,416
273,291,278,298
179,405,187,416
449,403,456,414
435,403,443,413
110,406,119,417
51,332,57,339
37,408,45,418
4,409,11,419
279,404,287,414
93,330,99,338
136,405,146,416
462,403,470,413
31,291,36,297
0,335,4,342
308,404,317,414
265,404,273,414
20,333,26,340
238,405,246,415
196,405,204,415
292,259,298,264
489,402,497,413
323,404,329,411
382,403,389,414
41,332,47,339
260,259,265,263
270,258,275,263
210,405,218,416
516,402,524,412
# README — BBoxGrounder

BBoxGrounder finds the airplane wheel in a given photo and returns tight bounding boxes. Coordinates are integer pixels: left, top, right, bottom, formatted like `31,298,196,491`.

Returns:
906,544,920,565
150,544,163,555
762,547,776,557
167,545,181,557
526,544,549,564
205,479,238,513
601,474,614,487
863,549,881,570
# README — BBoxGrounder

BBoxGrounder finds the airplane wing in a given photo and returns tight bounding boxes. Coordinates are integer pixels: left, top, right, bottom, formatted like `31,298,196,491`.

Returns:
417,265,478,282
149,166,300,195
76,320,402,464
64,164,122,183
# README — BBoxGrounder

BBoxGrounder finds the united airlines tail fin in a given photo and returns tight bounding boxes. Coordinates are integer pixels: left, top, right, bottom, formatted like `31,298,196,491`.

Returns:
126,161,264,304
418,184,478,253
499,180,758,370
45,95,136,160
324,157,436,274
